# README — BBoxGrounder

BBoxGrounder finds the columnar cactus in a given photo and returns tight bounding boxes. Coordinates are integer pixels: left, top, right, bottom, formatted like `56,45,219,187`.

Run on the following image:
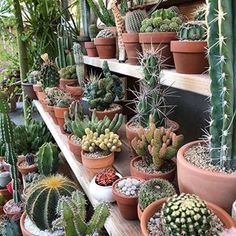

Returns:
53,190,110,236
26,175,77,230
161,193,212,235
37,142,59,176
80,0,90,37
73,43,84,87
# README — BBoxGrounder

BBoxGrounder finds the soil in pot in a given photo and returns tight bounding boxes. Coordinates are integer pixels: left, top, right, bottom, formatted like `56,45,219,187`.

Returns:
22,82,38,100
53,106,69,133
3,199,24,220
59,78,77,92
85,41,99,57
171,41,208,74
65,84,84,100
68,134,82,163
47,105,58,125
94,37,116,59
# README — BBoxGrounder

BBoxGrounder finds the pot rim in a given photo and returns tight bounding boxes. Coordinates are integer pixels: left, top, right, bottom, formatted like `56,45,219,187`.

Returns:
89,104,122,114
60,78,78,82
171,40,207,53
68,134,81,145
94,37,116,46
139,32,177,43
81,150,114,161
85,41,96,48
122,32,139,43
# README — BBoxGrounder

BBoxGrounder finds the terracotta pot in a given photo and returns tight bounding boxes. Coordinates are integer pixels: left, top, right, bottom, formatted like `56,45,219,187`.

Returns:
41,98,48,111
65,85,84,100
68,134,82,163
17,156,37,175
130,156,176,181
21,82,38,100
37,91,46,102
85,41,99,57
54,106,69,133
112,176,143,220
89,104,122,121
140,198,236,236
81,151,114,181
32,84,42,93
122,33,142,65
171,40,208,74
47,105,58,125
139,32,177,66
177,140,236,213
77,35,91,55
137,204,142,220
59,78,77,92
94,37,116,59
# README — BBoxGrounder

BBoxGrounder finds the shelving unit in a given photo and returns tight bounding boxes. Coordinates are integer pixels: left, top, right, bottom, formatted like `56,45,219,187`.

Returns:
34,101,140,236
83,56,210,97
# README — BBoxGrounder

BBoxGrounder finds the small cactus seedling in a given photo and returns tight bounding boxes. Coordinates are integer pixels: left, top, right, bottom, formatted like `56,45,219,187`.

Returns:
95,168,119,186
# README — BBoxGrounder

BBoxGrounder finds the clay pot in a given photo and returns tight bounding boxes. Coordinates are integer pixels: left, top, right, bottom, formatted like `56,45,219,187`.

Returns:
68,134,82,163
21,82,37,100
37,91,46,102
47,105,58,124
41,98,48,111
112,176,143,220
17,156,37,175
130,156,176,181
32,84,42,93
140,198,236,236
89,104,122,121
232,201,236,220
59,78,77,92
171,41,208,74
53,106,69,133
139,32,177,66
65,84,84,100
122,33,142,65
77,35,91,55
177,140,236,213
94,37,116,59
137,204,143,220
81,151,114,181
85,41,99,57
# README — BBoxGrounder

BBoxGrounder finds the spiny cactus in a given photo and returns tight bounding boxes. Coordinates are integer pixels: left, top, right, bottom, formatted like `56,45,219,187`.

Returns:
59,65,77,80
37,142,59,176
2,219,21,236
96,29,115,38
56,95,73,108
178,21,207,41
27,70,41,84
194,4,206,21
45,87,65,106
138,179,176,211
89,24,99,40
25,153,35,166
161,193,212,236
26,175,77,230
80,0,90,37
95,168,119,186
53,190,110,236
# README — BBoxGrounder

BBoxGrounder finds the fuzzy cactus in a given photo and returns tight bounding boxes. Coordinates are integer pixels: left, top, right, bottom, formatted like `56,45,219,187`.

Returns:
25,175,77,230
138,179,176,211
59,65,77,80
73,43,84,87
53,190,110,236
95,168,119,186
96,29,115,38
161,193,212,236
37,142,59,176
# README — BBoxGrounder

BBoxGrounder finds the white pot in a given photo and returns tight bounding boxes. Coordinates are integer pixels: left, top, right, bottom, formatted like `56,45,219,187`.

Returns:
89,173,122,203
232,200,236,220
0,171,11,188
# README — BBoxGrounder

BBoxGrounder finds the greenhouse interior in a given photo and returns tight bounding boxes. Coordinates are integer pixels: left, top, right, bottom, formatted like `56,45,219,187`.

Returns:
0,0,235,235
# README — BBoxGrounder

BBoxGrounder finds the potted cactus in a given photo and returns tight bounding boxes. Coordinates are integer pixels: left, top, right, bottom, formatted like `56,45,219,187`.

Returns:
139,8,183,66
89,167,122,203
17,153,37,176
59,65,77,91
122,0,147,65
171,5,208,74
85,24,99,57
94,29,116,59
20,175,77,236
140,193,235,236
177,0,236,214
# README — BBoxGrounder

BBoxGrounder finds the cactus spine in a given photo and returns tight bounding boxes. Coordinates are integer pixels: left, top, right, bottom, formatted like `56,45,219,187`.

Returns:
73,43,84,87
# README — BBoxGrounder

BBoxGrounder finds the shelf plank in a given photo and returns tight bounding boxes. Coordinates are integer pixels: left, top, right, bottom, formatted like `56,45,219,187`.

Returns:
83,56,210,97
34,101,140,236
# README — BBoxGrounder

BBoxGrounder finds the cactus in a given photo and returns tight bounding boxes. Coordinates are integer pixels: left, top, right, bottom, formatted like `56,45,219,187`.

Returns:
37,142,59,176
45,87,65,106
96,29,115,38
27,70,41,84
131,116,184,169
89,24,99,40
161,193,212,236
25,175,77,230
178,21,207,41
73,43,84,87
138,179,176,211
25,153,35,166
53,190,110,236
2,219,21,236
59,65,77,80
95,168,119,186
56,95,73,108
194,4,206,21
80,0,90,37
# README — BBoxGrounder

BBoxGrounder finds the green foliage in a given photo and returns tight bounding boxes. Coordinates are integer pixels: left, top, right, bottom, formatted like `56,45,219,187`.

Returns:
2,219,21,236
96,29,115,38
138,179,176,211
37,142,59,176
25,175,77,230
53,190,110,236
161,193,212,236
59,65,77,80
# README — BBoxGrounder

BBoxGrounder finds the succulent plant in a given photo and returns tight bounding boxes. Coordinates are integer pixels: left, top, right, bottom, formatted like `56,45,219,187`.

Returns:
73,43,84,87
25,175,77,230
194,4,206,21
27,70,41,84
25,153,35,166
96,29,115,38
2,219,21,236
53,190,110,236
95,168,119,186
89,24,99,40
56,94,73,108
24,172,40,184
138,179,176,211
59,65,77,80
116,177,142,196
161,193,212,236
45,87,65,106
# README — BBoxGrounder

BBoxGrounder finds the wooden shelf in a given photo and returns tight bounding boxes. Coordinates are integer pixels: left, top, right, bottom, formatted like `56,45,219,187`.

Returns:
34,101,140,236
83,56,210,97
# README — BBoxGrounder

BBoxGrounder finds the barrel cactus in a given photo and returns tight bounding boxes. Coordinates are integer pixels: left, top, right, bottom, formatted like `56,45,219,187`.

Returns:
25,175,77,230
96,29,115,38
193,4,206,21
161,193,212,236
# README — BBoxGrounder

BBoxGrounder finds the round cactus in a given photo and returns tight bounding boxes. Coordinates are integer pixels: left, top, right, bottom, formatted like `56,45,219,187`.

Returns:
193,4,206,21
138,179,176,211
25,175,77,230
96,29,115,38
161,193,212,236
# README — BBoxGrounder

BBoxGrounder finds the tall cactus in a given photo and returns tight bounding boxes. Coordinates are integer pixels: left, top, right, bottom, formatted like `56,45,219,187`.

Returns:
73,43,84,87
207,0,236,169
80,0,90,37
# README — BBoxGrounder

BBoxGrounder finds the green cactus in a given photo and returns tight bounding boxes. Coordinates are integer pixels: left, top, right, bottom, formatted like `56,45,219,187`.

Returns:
27,70,41,84
89,24,99,40
96,29,115,38
194,4,206,21
73,43,84,87
53,190,110,236
45,87,65,106
161,193,212,236
80,0,90,37
25,175,77,230
37,142,59,176
178,21,207,41
59,65,77,80
2,219,21,236
138,179,176,211
56,95,73,108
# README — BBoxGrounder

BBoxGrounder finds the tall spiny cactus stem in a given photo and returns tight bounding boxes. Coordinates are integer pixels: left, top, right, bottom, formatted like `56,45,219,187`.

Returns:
73,43,84,87
80,0,90,37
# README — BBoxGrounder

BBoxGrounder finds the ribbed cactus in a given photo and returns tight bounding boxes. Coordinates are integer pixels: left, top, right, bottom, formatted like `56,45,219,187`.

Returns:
96,29,115,38
194,4,206,21
80,0,90,37
89,24,99,40
2,219,21,236
27,70,41,84
53,190,110,236
161,193,212,235
26,175,77,230
73,43,84,87
59,65,77,79
178,21,207,41
207,0,236,170
37,142,59,176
